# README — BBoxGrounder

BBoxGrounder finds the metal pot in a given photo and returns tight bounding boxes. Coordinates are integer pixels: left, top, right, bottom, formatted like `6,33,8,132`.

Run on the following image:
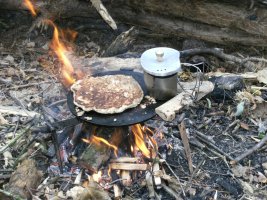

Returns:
140,47,182,100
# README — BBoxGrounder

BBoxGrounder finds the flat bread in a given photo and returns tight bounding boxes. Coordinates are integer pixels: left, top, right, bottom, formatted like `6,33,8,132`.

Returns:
71,75,144,114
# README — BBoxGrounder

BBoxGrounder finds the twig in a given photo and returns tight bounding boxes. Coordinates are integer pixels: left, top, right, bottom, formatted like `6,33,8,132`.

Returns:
0,77,12,84
162,182,183,200
0,189,24,200
231,134,267,164
90,0,117,30
158,153,186,197
0,123,33,154
8,81,52,89
194,130,235,161
48,99,67,108
178,120,193,174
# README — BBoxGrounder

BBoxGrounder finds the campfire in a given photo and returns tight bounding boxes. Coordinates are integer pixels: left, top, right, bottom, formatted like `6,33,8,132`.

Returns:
21,0,172,197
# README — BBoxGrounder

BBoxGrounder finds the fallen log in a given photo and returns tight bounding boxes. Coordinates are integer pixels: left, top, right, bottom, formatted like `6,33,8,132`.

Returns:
2,0,267,46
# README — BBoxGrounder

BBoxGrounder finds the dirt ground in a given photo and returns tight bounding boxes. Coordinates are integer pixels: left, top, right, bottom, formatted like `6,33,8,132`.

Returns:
0,9,267,200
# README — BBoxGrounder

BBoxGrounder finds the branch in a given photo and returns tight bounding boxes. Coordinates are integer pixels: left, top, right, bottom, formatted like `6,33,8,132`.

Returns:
90,0,117,30
231,134,267,164
180,48,267,70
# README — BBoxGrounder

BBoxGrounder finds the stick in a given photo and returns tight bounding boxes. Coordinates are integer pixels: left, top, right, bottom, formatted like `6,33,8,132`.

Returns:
231,134,267,164
153,161,162,189
146,171,155,199
178,120,193,174
0,124,33,154
156,81,214,121
0,105,39,118
155,92,193,121
109,163,148,171
121,170,131,186
110,157,140,163
181,48,267,69
162,182,183,200
90,0,117,30
194,130,235,161
158,154,186,197
113,184,122,199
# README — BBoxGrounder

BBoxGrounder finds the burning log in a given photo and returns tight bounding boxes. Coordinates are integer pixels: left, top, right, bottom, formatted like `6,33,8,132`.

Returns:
79,142,111,172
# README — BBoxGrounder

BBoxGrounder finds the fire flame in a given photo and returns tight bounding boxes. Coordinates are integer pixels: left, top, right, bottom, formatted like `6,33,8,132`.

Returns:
44,20,79,87
23,0,37,17
131,124,151,158
82,136,118,157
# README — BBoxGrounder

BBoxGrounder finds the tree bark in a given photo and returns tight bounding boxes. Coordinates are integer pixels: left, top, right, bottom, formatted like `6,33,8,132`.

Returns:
1,0,267,47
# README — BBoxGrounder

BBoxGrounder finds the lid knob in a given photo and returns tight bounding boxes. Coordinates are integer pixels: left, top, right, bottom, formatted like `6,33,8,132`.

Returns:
155,49,164,62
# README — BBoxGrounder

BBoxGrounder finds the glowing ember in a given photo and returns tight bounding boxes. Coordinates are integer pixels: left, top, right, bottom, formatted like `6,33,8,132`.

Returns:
82,136,118,157
131,124,151,158
23,0,37,17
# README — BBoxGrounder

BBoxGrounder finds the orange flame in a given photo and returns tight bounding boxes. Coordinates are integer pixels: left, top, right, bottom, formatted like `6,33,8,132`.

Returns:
82,136,118,157
45,20,79,87
23,0,37,17
131,124,151,158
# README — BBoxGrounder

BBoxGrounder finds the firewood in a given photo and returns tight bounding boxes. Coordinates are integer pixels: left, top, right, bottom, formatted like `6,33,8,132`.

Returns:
145,172,155,198
110,157,140,163
113,184,122,199
109,163,148,171
152,161,162,189
155,92,193,121
120,170,131,186
156,81,214,121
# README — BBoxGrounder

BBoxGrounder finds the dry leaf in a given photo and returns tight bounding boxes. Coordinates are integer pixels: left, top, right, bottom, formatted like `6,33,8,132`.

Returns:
232,165,267,183
232,165,253,179
240,122,250,130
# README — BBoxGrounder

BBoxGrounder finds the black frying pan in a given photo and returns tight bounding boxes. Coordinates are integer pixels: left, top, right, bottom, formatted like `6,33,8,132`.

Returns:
67,70,163,126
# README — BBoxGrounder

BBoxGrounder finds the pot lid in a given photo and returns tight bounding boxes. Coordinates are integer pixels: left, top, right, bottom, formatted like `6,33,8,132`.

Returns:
140,47,181,76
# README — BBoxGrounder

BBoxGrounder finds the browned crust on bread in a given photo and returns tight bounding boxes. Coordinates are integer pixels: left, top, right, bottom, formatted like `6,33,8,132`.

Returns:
71,75,144,114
